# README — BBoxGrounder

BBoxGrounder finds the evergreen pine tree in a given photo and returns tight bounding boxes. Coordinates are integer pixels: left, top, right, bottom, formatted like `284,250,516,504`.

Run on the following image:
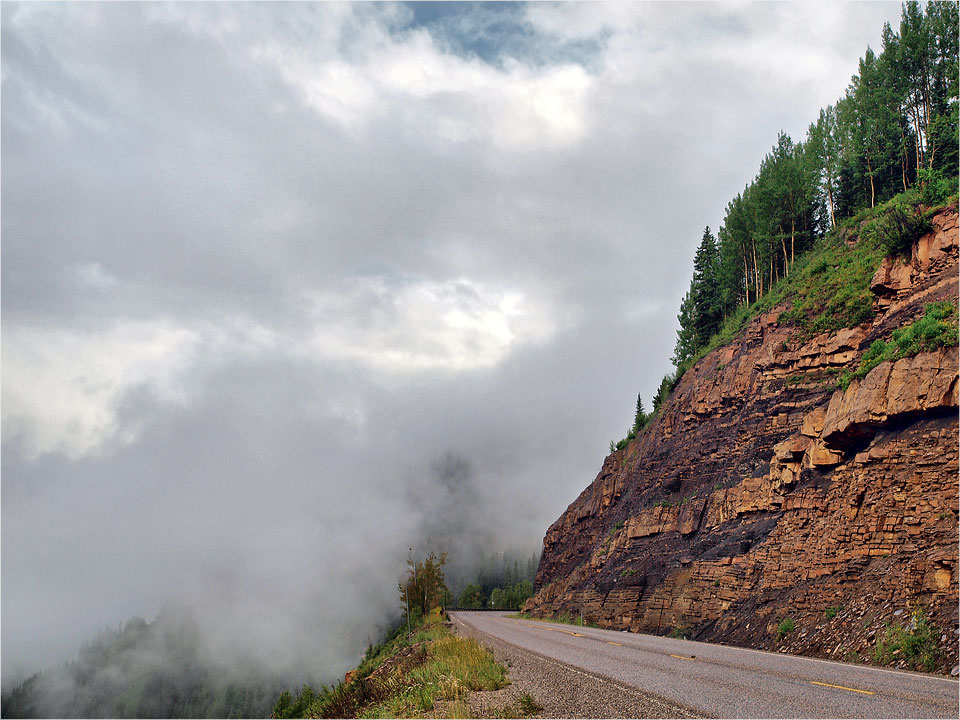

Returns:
672,285,697,367
691,227,722,348
633,393,647,432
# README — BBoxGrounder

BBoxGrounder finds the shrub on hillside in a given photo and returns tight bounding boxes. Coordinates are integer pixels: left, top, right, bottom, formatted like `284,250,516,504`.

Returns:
918,168,958,207
864,201,932,258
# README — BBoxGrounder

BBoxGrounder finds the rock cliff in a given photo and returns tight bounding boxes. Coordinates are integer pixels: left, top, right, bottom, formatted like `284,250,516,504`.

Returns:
525,206,959,673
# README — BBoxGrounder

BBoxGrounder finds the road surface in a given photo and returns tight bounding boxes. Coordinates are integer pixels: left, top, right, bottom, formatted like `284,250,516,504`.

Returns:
450,611,959,718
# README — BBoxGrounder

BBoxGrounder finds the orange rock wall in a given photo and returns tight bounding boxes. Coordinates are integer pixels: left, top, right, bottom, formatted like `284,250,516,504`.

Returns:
525,206,959,671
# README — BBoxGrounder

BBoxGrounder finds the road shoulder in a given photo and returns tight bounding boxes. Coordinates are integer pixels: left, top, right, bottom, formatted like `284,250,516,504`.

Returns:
451,613,704,719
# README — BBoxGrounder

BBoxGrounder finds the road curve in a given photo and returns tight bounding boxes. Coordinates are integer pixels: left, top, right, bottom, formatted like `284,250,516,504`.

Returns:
450,611,959,719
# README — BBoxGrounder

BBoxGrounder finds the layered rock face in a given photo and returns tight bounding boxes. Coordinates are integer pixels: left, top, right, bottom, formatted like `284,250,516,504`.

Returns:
525,207,959,672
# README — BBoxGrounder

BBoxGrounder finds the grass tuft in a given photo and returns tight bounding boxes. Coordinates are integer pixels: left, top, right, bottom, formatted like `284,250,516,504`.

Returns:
517,693,543,717
775,617,796,642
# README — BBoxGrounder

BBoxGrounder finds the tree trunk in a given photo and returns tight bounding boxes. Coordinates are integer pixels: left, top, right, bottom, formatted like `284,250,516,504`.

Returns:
867,155,875,208
899,117,910,192
826,169,837,227
790,217,795,266
911,103,925,172
922,75,932,167
743,253,750,305
780,232,789,279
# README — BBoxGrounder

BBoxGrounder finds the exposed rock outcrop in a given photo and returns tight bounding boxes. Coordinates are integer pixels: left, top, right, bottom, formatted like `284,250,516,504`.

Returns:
871,208,959,309
524,205,959,673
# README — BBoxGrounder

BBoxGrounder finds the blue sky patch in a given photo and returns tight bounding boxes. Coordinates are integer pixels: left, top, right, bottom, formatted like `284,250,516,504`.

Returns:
401,1,608,72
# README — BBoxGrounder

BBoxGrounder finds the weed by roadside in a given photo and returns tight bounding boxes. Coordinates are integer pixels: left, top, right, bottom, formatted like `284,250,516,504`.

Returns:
490,693,543,719
842,650,863,664
872,606,940,672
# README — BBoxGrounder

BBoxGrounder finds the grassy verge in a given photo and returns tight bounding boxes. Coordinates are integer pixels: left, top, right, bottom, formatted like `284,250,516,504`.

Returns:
272,613,511,719
362,631,508,718
509,611,600,629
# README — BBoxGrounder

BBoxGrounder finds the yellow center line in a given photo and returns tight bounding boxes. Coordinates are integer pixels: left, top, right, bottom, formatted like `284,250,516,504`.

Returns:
521,622,583,637
507,619,877,692
811,681,875,695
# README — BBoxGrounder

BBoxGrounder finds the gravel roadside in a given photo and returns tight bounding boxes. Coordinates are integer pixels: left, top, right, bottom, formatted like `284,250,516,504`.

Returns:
451,615,705,719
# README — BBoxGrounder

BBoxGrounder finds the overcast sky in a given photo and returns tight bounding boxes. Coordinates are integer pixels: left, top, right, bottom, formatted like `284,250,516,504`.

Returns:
2,0,902,686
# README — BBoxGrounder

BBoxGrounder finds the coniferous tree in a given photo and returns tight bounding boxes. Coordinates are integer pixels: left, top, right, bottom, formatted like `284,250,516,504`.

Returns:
457,583,486,609
652,373,675,413
807,106,842,226
672,285,697,367
633,393,647,432
691,226,723,346
926,0,959,174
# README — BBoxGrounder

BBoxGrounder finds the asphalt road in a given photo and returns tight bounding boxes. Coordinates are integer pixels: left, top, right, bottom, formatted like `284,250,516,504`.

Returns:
450,611,959,719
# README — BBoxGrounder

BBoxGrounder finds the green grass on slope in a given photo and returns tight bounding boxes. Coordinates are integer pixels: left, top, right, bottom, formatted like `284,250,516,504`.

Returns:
873,607,940,672
272,613,509,719
837,301,959,390
686,191,956,374
361,631,507,719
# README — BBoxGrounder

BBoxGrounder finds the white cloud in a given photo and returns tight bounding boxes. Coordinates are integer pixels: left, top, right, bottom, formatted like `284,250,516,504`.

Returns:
255,24,592,149
305,276,555,373
523,1,642,41
2,320,201,458
0,279,550,458
0,314,286,459
276,56,379,128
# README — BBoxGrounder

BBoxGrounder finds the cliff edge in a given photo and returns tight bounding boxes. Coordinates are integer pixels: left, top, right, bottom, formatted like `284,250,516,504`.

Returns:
524,205,959,673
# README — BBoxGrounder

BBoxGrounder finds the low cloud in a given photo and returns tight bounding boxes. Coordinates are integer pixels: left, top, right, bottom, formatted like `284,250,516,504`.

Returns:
2,320,201,458
306,276,555,373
